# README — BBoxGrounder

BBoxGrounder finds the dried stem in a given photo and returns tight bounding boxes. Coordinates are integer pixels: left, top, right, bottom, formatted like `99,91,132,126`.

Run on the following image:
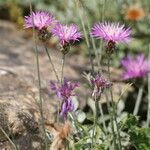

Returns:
0,127,18,150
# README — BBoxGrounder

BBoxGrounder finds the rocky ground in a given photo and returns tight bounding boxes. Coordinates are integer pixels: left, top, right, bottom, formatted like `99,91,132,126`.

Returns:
0,20,127,150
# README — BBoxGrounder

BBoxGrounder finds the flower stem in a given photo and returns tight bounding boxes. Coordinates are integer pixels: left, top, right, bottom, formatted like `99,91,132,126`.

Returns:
146,44,150,127
107,57,122,150
43,44,61,122
99,101,107,133
44,44,60,83
105,92,117,149
29,2,48,149
133,85,144,116
75,0,94,73
61,54,66,84
147,74,150,127
92,97,99,147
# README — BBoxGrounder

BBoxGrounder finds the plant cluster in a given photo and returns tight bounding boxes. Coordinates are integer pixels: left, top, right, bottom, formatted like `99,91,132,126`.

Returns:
20,1,150,149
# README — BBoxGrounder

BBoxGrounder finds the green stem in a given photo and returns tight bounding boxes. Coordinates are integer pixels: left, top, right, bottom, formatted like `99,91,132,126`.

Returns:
76,0,102,74
92,96,99,148
75,0,94,73
29,2,48,149
146,44,150,127
44,44,61,122
147,73,150,127
107,57,122,150
133,85,144,116
105,92,117,149
61,54,66,84
44,44,60,83
99,101,107,133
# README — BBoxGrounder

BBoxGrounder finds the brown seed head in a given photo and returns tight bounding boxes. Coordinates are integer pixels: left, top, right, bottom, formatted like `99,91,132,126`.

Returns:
124,4,145,21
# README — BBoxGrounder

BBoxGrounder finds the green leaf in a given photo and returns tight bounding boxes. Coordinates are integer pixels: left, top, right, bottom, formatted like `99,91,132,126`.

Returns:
130,128,150,150
120,114,139,130
73,136,91,149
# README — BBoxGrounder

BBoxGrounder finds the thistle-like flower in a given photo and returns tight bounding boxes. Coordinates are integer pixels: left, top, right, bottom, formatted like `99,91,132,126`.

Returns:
52,23,81,54
24,11,57,41
91,75,112,98
24,11,56,30
50,79,79,118
121,54,150,80
91,22,131,54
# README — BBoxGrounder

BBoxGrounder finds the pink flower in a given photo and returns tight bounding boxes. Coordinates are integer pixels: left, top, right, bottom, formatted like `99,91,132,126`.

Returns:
121,54,150,80
24,11,57,30
91,22,131,43
52,23,81,46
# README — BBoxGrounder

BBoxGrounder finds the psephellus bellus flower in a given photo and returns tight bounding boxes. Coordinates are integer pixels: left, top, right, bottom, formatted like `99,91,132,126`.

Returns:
24,11,57,31
50,78,79,118
52,23,82,46
91,22,131,53
121,54,150,80
91,22,131,43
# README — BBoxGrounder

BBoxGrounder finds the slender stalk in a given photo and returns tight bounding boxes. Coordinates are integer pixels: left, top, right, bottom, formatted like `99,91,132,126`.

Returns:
79,2,101,74
29,2,48,149
75,0,94,73
99,101,107,133
147,74,150,126
0,127,18,150
107,57,122,150
61,54,66,84
98,0,106,73
147,45,150,127
43,44,60,122
105,92,117,149
133,85,144,116
57,54,66,122
92,96,99,147
44,44,60,83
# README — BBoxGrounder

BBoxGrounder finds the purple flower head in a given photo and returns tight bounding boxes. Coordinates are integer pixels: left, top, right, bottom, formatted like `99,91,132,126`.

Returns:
24,11,57,30
91,22,131,44
121,54,150,80
60,98,74,118
91,75,112,97
50,78,79,101
52,23,82,46
50,78,79,118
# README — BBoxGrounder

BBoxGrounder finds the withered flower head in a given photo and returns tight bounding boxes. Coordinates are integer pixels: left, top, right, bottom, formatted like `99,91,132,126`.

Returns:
124,4,145,21
49,122,72,150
